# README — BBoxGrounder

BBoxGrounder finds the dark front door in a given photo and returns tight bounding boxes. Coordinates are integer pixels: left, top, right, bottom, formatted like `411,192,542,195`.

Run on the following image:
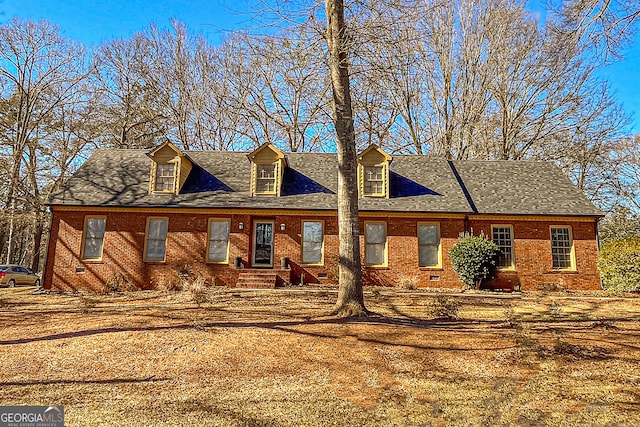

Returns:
252,221,274,267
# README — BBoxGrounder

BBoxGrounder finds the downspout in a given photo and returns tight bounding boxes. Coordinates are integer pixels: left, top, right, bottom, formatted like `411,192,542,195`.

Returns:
595,216,603,290
40,207,54,289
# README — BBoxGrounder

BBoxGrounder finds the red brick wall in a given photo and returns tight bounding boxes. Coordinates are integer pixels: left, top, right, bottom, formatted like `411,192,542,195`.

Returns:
467,219,600,290
357,217,465,289
44,209,600,291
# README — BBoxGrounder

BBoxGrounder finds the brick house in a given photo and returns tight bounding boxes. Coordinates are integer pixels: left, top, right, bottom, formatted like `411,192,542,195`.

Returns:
44,142,603,291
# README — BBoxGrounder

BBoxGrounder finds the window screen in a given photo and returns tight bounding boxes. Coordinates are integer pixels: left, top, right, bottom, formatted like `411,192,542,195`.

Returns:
302,221,323,264
82,217,106,260
208,220,230,262
418,224,440,267
365,222,387,265
146,218,168,261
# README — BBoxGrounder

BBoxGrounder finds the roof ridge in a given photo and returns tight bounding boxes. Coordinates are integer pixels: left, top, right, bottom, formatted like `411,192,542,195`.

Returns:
451,158,552,164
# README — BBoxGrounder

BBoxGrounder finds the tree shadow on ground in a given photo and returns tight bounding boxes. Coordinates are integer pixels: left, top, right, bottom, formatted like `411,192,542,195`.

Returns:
0,376,168,387
0,312,518,352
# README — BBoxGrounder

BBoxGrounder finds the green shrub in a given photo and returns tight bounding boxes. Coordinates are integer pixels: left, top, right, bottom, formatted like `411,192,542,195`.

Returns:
449,231,499,290
598,237,640,292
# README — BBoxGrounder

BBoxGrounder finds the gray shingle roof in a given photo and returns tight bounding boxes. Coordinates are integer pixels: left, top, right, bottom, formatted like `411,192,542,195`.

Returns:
48,149,602,216
451,160,602,216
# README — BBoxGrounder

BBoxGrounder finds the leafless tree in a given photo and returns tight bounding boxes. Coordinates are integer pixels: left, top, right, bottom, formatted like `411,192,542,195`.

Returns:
189,34,257,150
91,34,167,148
0,18,90,269
325,0,366,316
144,20,213,149
349,1,431,153
550,0,640,59
243,26,333,152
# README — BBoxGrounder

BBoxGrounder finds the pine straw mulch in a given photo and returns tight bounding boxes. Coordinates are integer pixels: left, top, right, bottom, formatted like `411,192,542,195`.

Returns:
0,287,639,426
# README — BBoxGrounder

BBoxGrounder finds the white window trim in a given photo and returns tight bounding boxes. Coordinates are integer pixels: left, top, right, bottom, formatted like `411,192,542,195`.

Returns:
418,222,441,268
153,162,177,193
254,163,278,195
206,218,231,264
491,224,516,270
363,165,386,197
301,220,324,265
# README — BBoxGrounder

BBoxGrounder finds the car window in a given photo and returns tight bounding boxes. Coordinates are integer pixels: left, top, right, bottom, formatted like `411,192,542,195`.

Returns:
0,266,7,272
15,267,27,273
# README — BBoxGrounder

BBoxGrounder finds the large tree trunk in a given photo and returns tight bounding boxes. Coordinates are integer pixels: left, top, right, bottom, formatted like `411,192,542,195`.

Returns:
325,0,366,317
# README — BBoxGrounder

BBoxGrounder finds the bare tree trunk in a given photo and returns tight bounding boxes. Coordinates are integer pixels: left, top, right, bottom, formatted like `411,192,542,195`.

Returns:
5,144,23,265
325,0,366,317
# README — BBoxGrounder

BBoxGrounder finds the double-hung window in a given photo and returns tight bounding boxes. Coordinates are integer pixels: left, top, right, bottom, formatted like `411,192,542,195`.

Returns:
365,222,387,266
145,218,168,262
82,216,106,260
363,166,384,196
302,221,324,264
551,226,574,269
492,225,515,269
418,223,440,267
256,164,277,194
207,219,230,263
154,163,176,192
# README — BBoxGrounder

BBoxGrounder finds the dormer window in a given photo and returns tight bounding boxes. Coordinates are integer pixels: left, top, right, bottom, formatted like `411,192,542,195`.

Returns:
256,164,277,194
364,166,384,196
357,144,393,198
154,163,176,192
248,143,287,197
146,140,193,195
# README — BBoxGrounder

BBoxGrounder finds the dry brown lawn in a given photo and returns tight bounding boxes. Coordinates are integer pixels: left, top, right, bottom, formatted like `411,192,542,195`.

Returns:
1,286,639,426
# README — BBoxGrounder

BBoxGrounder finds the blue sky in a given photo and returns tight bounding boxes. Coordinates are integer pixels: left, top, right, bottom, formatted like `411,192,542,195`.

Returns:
3,0,639,133
3,0,252,45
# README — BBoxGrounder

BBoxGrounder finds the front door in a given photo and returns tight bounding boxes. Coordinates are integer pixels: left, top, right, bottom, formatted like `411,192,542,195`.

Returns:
252,220,274,267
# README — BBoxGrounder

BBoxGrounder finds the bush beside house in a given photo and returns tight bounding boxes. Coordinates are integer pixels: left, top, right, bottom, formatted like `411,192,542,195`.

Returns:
449,232,499,290
598,237,640,292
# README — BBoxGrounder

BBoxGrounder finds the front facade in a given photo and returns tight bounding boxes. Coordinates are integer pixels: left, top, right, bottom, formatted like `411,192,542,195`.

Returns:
44,142,602,291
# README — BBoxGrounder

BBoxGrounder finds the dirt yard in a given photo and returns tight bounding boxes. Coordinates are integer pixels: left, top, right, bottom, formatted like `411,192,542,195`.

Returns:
1,286,639,426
